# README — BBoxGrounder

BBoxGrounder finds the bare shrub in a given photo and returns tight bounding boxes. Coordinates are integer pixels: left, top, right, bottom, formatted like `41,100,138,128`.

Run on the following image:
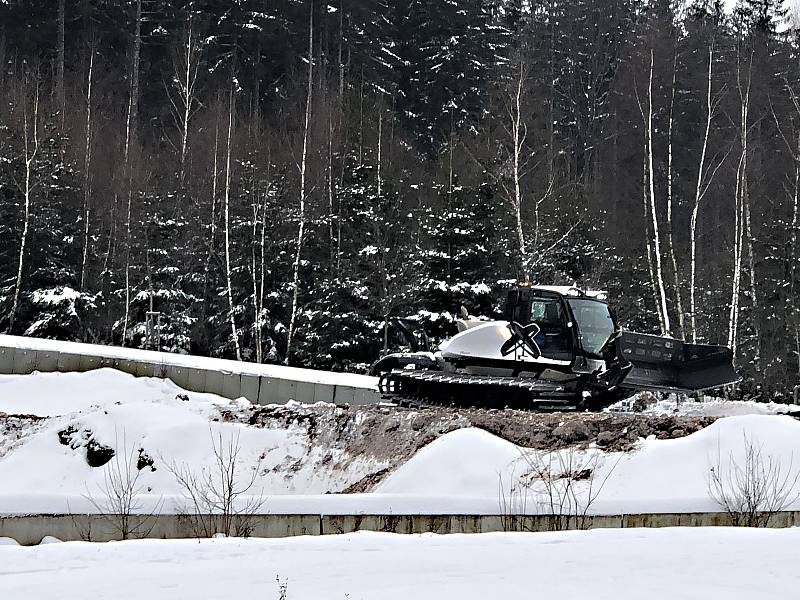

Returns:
83,431,161,540
707,433,800,527
500,447,619,531
168,429,265,538
498,464,531,532
276,575,288,600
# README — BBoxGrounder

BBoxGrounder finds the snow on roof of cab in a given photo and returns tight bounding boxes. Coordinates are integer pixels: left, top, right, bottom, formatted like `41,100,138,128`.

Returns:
531,285,608,299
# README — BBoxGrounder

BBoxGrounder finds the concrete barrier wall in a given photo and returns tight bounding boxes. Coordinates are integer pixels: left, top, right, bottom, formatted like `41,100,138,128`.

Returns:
3,511,799,545
0,340,381,407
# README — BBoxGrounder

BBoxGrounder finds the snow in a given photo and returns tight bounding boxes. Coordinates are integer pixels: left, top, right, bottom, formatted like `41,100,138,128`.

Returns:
376,428,522,496
1,528,799,599
0,334,378,389
2,369,800,516
30,286,81,308
376,418,800,514
0,370,388,515
38,536,62,544
0,368,235,417
624,394,799,417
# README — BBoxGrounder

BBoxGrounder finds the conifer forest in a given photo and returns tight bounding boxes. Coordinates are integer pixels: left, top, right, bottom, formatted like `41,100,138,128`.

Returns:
1,0,799,399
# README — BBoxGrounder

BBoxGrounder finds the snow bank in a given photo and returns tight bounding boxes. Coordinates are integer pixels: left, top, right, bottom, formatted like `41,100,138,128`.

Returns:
3,369,800,516
376,428,523,496
593,414,800,513
0,528,797,599
0,333,378,389
0,371,388,515
376,416,800,514
0,368,236,417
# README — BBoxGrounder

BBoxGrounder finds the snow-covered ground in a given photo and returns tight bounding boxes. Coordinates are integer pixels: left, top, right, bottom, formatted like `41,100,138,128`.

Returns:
0,369,390,514
609,392,799,417
375,415,800,514
1,528,798,599
1,369,800,515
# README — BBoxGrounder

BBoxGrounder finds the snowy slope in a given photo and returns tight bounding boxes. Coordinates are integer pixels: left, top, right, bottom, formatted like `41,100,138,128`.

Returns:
377,417,800,514
1,528,799,599
0,370,388,514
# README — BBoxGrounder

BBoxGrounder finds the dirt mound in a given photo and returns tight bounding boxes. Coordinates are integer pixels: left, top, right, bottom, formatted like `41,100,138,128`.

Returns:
227,403,718,491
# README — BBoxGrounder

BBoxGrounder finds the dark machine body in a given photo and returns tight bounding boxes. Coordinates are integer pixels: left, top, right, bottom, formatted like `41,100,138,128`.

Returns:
370,285,738,411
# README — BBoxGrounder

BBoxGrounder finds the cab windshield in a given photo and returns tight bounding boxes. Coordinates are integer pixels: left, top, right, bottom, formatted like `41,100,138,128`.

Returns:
567,298,615,355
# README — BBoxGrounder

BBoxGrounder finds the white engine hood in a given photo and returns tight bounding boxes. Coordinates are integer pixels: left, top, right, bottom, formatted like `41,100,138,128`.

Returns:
438,321,571,366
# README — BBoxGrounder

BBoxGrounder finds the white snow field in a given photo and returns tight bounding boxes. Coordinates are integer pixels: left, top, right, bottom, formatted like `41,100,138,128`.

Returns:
1,528,799,599
1,369,800,515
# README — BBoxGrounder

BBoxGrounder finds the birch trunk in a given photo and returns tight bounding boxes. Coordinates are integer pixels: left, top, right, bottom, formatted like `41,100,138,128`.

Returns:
223,84,241,361
646,49,671,336
643,147,660,332
285,4,313,365
121,0,142,346
510,60,527,278
665,51,685,338
172,12,200,186
690,46,714,343
251,168,262,364
9,72,40,332
80,49,94,292
202,105,221,307
728,47,752,361
744,189,760,370
256,158,271,363
728,152,746,354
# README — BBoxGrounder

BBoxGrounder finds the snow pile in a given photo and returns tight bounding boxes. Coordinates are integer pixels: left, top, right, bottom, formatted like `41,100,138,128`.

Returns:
0,368,236,418
377,416,800,514
1,528,798,599
0,370,388,515
376,428,523,497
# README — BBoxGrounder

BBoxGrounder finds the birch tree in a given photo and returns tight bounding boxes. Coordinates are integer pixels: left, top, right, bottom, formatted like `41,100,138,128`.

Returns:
166,11,203,185
689,43,727,343
285,3,313,365
223,82,241,361
636,48,670,336
728,44,753,361
8,66,40,332
505,58,528,278
121,0,143,346
665,51,685,338
774,79,800,375
79,47,95,292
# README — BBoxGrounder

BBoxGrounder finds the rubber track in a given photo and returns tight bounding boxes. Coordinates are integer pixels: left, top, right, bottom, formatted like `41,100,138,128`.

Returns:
378,369,583,412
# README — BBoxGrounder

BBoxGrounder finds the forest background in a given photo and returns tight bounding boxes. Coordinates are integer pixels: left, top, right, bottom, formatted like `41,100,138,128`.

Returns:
0,0,797,399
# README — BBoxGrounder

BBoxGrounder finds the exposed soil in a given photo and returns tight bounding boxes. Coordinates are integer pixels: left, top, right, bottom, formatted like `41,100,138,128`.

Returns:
218,402,719,491
0,412,47,460
0,401,729,494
